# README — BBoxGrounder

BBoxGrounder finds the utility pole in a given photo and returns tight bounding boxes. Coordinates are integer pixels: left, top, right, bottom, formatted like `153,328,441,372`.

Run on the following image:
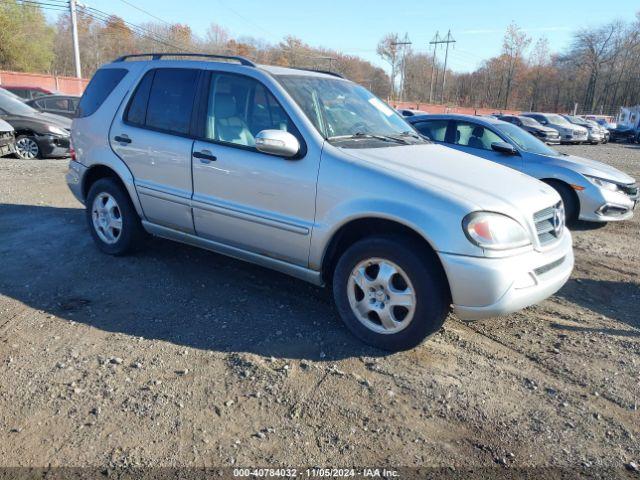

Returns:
69,0,82,78
439,30,455,104
428,32,440,103
430,30,455,103
391,35,411,102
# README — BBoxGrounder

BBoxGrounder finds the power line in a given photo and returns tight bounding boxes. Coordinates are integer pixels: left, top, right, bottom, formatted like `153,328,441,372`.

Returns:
115,0,171,26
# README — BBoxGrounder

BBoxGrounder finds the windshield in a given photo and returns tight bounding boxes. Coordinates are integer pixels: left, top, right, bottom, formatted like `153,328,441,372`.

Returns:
276,75,420,146
518,116,541,127
495,122,559,156
0,89,38,116
567,115,588,126
546,114,572,127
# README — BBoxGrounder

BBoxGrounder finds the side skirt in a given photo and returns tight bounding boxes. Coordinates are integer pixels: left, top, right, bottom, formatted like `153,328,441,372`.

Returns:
141,221,324,286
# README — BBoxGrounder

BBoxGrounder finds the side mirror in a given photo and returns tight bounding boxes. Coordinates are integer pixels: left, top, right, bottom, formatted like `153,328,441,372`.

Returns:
255,130,300,158
491,141,518,155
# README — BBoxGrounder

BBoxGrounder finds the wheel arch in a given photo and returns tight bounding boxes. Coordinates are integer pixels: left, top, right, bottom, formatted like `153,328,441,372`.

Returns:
81,163,144,217
320,216,451,302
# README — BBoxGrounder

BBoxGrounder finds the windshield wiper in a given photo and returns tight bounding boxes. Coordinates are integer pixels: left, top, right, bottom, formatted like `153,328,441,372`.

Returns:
329,132,409,145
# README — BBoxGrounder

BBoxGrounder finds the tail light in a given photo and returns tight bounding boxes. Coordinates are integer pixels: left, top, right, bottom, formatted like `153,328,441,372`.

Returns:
69,139,76,161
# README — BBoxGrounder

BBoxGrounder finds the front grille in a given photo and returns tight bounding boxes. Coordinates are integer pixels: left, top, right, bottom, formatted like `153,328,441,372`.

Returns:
533,202,563,246
534,256,565,276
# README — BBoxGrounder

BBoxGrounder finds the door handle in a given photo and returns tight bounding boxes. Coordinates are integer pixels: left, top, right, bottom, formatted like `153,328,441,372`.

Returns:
114,135,131,144
193,150,217,162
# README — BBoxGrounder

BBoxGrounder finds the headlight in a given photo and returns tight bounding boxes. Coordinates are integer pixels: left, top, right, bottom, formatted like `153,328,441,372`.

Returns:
584,175,620,192
462,212,531,250
46,125,69,136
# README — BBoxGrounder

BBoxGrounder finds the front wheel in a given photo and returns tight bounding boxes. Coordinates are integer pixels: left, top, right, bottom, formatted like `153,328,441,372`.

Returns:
544,179,579,226
332,236,450,351
15,135,41,159
85,178,147,255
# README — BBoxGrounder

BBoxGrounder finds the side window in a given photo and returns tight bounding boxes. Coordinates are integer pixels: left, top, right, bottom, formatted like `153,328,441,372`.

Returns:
453,122,503,150
43,98,68,110
145,69,199,135
412,120,448,142
205,74,294,148
77,68,128,118
125,70,154,126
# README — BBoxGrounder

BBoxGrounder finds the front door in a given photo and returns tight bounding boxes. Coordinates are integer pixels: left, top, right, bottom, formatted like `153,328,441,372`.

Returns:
446,120,523,171
111,68,200,233
191,72,319,266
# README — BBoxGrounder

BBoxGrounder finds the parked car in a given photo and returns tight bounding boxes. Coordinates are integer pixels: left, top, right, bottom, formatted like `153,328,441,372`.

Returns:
607,124,638,143
2,85,54,100
0,118,16,158
407,114,638,224
562,115,604,144
586,119,609,143
0,88,71,159
66,53,574,351
398,108,428,117
521,112,588,144
497,114,561,144
26,94,80,119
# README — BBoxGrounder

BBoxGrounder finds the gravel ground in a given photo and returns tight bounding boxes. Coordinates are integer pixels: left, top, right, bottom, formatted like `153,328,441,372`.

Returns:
0,143,639,476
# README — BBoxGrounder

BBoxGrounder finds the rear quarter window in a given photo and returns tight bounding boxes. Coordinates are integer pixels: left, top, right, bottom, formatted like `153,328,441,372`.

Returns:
77,68,128,118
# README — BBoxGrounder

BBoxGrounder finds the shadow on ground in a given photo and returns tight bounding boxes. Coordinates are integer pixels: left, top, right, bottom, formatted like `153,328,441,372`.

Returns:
555,277,640,334
0,203,386,360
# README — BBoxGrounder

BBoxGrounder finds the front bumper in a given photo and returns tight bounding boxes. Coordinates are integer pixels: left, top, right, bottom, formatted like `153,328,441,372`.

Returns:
578,183,638,222
561,132,588,143
65,159,87,204
440,230,573,320
36,133,70,158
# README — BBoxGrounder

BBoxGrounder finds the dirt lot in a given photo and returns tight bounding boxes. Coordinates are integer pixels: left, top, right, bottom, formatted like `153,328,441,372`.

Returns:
0,143,639,475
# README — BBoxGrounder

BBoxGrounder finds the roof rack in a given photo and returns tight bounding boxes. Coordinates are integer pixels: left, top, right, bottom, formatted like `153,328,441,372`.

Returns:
290,67,344,78
113,52,256,67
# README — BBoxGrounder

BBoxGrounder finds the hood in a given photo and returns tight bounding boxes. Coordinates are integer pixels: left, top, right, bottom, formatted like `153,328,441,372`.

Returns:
0,112,70,134
534,125,558,134
0,118,13,132
549,154,635,184
340,143,560,221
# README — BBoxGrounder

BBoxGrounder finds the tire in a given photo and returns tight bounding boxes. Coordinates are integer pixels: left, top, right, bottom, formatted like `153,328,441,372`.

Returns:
85,178,147,255
544,179,579,226
14,135,41,159
332,235,450,351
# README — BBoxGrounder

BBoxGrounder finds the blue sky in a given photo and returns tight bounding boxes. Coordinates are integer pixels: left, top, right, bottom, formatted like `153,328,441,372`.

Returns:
64,0,638,72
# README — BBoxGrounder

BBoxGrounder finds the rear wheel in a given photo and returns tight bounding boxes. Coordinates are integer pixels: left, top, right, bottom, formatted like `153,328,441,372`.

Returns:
332,236,449,351
544,179,579,226
15,135,40,159
85,178,147,255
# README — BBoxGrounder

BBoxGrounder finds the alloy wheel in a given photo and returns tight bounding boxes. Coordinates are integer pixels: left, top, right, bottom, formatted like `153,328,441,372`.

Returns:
347,258,416,334
15,137,39,159
91,192,123,244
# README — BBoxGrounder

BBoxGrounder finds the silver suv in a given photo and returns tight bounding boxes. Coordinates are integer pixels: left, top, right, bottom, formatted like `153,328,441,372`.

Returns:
66,53,574,351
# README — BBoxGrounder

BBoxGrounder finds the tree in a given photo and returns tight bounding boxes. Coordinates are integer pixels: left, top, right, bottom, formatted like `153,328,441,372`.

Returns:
501,23,530,109
376,33,403,99
0,0,54,72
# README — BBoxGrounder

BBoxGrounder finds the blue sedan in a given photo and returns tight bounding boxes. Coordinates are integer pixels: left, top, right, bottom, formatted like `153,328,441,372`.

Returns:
406,114,638,224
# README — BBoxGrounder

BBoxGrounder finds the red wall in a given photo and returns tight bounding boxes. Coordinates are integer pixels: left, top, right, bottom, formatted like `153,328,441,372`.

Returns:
0,70,88,96
391,101,521,116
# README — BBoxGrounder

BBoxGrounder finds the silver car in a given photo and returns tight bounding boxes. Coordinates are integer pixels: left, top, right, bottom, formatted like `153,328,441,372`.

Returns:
66,53,574,351
521,112,588,144
562,115,604,144
407,114,638,222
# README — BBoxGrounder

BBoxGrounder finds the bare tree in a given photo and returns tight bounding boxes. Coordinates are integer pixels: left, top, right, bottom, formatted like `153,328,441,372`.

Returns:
376,33,402,99
502,23,530,109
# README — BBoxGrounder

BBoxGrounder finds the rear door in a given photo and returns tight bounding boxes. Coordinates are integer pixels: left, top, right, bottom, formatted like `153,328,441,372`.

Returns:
190,72,318,266
110,68,201,233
